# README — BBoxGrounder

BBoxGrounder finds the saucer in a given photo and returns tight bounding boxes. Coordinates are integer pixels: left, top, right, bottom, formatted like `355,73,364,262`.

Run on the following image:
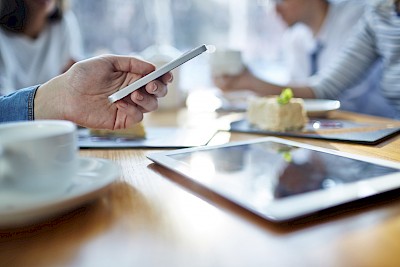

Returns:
303,99,341,117
217,93,341,117
0,157,119,227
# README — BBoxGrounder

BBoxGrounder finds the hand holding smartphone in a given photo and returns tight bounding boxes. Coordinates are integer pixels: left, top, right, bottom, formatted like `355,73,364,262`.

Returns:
108,44,208,103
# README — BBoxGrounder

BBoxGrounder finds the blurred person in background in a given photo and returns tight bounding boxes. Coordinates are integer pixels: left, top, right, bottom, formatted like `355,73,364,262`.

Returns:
213,0,397,118
214,0,400,119
0,0,84,95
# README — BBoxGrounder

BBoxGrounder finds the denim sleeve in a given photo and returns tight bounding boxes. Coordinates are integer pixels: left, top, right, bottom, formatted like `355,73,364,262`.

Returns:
0,85,40,123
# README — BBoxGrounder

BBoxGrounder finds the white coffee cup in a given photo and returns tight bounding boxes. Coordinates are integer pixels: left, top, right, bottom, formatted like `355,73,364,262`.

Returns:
209,48,244,76
0,120,78,194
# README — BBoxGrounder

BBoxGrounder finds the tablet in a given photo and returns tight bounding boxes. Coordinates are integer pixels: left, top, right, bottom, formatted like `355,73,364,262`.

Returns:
148,137,400,222
108,44,208,103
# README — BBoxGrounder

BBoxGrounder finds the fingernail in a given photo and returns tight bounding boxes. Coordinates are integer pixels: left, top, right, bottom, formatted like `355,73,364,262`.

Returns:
152,83,158,92
167,73,173,82
136,92,144,100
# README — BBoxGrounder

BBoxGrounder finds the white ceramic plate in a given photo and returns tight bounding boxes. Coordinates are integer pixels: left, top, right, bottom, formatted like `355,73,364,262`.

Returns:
303,99,341,117
0,157,119,227
218,93,340,117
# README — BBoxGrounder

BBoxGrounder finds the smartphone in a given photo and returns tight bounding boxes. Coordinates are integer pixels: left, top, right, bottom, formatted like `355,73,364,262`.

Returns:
108,44,208,103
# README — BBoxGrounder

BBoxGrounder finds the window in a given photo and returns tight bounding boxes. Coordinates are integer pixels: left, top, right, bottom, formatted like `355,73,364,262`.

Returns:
70,0,286,91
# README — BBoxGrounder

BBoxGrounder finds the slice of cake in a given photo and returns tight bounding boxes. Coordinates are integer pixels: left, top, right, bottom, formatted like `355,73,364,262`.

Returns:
247,88,308,132
89,122,146,139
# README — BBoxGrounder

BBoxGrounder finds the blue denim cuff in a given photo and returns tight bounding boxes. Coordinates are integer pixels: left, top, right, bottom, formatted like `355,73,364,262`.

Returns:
0,85,40,123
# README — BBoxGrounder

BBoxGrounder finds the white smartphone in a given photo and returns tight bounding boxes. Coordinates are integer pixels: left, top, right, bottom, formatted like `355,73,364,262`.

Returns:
108,44,208,103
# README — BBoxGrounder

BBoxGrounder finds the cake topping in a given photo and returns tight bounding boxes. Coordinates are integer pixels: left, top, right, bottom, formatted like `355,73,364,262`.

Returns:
277,88,293,105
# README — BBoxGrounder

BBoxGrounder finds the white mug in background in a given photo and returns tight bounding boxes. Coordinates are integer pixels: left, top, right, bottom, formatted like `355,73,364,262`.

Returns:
141,44,186,110
209,48,244,76
0,120,78,194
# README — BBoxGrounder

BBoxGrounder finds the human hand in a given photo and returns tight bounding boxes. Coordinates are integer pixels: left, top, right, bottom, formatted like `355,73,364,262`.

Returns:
212,68,300,98
212,68,255,93
34,55,172,129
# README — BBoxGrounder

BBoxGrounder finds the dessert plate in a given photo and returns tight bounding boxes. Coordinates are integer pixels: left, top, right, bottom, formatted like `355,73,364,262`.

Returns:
0,157,119,227
303,99,341,117
218,94,340,117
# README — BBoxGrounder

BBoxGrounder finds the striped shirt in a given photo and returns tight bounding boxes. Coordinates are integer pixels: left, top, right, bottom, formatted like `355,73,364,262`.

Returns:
310,0,400,118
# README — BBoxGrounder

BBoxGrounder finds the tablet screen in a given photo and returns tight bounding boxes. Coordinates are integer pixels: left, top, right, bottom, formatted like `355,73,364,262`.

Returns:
148,138,400,221
169,141,397,199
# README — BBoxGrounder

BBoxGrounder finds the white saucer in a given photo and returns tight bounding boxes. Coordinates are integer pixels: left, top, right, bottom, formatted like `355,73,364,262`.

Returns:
217,92,341,117
0,157,119,227
303,99,341,117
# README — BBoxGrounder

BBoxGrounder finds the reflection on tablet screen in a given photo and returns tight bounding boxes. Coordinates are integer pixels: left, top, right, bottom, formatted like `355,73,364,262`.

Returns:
168,141,398,200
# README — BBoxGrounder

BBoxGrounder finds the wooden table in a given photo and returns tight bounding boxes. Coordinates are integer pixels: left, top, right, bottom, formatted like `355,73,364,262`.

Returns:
1,109,400,267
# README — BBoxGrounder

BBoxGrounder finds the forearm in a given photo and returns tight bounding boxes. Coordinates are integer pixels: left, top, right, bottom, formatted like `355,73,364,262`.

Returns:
249,77,316,99
310,16,378,99
34,76,66,120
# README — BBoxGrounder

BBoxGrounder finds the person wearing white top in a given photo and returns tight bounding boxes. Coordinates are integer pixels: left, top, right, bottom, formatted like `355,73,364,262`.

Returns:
213,0,397,117
0,0,84,95
214,0,400,119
